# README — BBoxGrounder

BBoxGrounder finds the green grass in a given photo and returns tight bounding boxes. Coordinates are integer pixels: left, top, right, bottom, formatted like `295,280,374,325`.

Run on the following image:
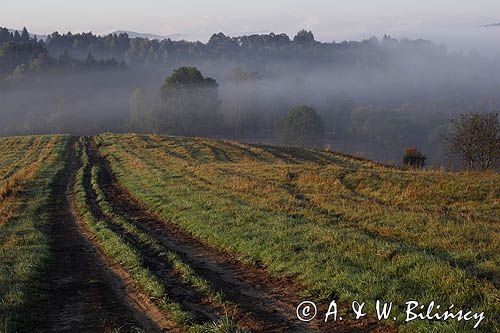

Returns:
0,135,71,332
91,163,230,312
74,137,240,332
1,133,497,332
95,133,500,332
73,138,191,326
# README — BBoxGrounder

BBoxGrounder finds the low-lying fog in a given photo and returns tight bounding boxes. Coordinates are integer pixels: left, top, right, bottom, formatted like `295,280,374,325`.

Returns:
1,27,499,166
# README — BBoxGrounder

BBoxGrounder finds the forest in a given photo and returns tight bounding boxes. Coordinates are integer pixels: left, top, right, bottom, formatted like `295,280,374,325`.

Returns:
1,27,500,166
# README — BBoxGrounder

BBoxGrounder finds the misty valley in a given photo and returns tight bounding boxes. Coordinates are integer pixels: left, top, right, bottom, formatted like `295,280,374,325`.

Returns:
1,27,499,167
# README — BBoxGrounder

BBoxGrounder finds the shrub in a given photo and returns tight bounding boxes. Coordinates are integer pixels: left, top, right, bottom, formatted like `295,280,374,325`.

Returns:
403,148,426,168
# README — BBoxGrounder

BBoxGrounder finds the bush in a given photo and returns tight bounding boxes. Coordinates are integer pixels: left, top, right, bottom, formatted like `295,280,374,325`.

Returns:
403,148,426,168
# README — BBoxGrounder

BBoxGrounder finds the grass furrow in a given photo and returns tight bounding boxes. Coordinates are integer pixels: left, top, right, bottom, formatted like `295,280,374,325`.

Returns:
73,138,242,333
95,133,499,333
90,164,232,312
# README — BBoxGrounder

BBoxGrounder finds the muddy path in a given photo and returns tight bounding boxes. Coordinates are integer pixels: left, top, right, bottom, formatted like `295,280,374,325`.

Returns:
35,138,167,333
90,138,391,333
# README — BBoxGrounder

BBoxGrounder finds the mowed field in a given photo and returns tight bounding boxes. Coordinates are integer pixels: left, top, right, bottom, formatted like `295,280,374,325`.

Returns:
0,134,499,332
0,136,71,330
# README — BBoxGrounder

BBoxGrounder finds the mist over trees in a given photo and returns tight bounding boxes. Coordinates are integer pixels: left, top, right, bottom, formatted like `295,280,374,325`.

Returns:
280,106,324,146
1,27,500,167
128,67,221,136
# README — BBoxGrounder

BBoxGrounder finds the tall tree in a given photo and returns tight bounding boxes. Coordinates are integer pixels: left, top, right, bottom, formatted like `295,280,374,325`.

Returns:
13,31,21,43
444,112,500,170
280,105,324,146
157,66,221,136
20,27,30,42
0,28,11,44
83,52,97,67
128,88,154,133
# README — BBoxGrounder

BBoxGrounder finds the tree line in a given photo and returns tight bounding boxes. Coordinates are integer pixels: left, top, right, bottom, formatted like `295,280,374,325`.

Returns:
0,27,125,83
41,29,451,73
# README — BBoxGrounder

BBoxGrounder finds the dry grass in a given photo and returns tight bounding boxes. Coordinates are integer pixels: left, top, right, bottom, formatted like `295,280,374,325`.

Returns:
96,133,499,332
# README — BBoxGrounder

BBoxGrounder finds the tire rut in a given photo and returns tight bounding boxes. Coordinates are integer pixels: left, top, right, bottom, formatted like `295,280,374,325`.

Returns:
35,138,157,332
91,138,390,333
83,139,225,327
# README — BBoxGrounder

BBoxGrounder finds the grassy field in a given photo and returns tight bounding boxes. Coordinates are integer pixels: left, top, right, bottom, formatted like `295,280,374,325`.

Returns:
0,135,70,331
73,137,242,332
0,133,498,332
95,133,499,332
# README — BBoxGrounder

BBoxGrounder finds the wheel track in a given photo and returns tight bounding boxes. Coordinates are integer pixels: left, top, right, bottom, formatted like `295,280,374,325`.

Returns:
83,142,223,327
92,138,390,333
37,137,172,333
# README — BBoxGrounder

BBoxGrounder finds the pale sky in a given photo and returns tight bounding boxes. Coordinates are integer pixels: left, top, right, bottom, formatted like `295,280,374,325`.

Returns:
2,1,500,53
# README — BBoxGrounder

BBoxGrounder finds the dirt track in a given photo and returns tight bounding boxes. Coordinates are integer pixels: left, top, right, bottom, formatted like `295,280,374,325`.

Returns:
90,138,393,333
33,137,393,332
90,141,311,332
35,139,155,332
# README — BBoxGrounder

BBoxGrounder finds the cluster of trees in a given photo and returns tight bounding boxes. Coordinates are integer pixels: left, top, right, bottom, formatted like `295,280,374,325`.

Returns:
129,67,326,148
0,27,34,44
128,67,221,136
41,29,452,73
0,27,124,82
46,31,131,60
0,28,47,79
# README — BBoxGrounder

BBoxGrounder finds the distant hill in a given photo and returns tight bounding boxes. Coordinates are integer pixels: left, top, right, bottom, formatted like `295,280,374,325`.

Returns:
110,30,183,40
8,28,47,40
7,28,183,41
484,23,500,27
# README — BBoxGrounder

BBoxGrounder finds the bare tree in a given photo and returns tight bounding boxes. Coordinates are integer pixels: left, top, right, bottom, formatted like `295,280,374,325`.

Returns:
444,112,500,171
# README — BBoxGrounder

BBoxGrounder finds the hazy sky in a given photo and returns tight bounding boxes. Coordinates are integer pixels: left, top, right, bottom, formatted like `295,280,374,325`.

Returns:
3,1,500,54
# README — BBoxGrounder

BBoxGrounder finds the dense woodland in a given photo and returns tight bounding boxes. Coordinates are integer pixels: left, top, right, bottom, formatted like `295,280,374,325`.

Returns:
1,27,500,166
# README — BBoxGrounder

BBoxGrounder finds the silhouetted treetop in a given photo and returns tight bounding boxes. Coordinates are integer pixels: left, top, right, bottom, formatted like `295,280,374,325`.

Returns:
293,30,315,44
162,66,218,90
